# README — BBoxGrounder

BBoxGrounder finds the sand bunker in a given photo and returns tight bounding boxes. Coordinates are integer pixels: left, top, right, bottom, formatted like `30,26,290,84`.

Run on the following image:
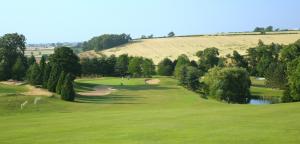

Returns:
78,86,116,96
145,79,160,85
22,85,53,96
0,80,25,86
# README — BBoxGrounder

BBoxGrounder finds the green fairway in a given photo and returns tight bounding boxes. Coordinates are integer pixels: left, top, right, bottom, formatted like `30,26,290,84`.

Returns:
0,77,300,144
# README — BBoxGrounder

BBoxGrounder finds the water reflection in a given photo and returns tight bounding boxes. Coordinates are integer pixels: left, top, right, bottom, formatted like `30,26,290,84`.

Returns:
249,99,271,105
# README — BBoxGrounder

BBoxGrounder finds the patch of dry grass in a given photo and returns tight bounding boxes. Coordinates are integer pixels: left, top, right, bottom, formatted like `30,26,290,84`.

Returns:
79,32,300,64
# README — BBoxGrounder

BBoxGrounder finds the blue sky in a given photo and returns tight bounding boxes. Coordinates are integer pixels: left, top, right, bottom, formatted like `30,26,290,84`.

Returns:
0,0,299,43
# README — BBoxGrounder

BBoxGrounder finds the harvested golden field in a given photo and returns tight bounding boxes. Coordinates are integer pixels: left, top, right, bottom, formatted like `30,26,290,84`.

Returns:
79,32,300,64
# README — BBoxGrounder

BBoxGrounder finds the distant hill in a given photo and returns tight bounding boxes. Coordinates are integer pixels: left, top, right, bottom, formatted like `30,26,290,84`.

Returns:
79,31,300,64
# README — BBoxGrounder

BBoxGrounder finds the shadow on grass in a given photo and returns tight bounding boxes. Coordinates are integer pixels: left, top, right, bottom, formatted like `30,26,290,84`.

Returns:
76,94,146,104
74,81,178,104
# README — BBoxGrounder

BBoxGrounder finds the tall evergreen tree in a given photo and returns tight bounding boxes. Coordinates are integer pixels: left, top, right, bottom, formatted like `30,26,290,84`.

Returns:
47,64,61,92
12,56,26,80
42,63,51,88
27,55,36,66
56,71,66,94
61,73,76,101
39,55,46,79
27,63,42,85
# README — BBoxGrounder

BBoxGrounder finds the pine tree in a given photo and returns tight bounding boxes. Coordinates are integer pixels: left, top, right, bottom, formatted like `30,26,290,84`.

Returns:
47,64,61,92
27,55,36,66
28,63,42,85
42,63,51,88
12,57,26,80
39,55,46,80
56,71,66,94
61,73,76,101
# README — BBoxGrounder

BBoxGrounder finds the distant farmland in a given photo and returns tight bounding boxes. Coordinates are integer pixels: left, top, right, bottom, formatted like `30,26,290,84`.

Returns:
79,31,300,64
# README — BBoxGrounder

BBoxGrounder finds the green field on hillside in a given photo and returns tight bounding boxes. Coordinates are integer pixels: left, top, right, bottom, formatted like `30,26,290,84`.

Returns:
0,77,299,144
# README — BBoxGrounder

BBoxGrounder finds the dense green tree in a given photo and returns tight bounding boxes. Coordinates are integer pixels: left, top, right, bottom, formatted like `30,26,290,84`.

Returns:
264,62,287,89
61,73,76,101
280,40,300,63
0,60,10,80
48,47,81,76
83,34,131,51
42,63,51,88
27,55,36,66
12,57,26,80
0,33,26,78
174,54,190,78
47,64,61,92
104,55,117,76
128,57,143,77
185,66,201,91
178,66,188,86
27,63,42,85
287,57,300,101
281,86,294,103
115,54,129,76
157,58,174,76
39,55,46,79
196,47,220,71
231,51,248,69
203,67,251,103
56,71,66,94
141,58,155,78
246,41,282,76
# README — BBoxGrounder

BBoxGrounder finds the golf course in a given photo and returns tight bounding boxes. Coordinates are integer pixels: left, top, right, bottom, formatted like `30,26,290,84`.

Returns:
1,77,299,144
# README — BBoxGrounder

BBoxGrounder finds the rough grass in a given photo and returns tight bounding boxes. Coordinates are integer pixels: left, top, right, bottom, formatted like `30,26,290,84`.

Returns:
0,77,299,144
79,32,300,64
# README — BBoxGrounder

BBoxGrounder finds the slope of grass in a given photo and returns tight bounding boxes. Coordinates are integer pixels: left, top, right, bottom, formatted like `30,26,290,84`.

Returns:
0,77,299,144
79,32,300,64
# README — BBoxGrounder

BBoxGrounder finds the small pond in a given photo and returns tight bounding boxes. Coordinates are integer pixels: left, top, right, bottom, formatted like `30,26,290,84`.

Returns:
249,96,280,105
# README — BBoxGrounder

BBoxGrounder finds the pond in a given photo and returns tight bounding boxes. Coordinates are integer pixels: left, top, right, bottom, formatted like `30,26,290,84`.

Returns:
249,96,280,105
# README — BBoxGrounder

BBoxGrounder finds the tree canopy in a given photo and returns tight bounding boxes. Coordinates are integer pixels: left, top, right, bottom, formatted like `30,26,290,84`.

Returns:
83,34,131,51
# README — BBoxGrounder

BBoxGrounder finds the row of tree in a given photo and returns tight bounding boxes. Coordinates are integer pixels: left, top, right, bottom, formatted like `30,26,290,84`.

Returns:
81,54,155,78
26,47,80,101
155,39,300,103
82,34,131,51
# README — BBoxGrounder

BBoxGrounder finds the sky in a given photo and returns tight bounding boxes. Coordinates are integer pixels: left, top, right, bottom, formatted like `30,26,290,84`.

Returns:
0,0,299,43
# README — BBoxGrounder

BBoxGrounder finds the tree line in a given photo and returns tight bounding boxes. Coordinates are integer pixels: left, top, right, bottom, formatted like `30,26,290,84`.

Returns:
82,34,131,51
0,33,80,102
154,39,300,104
81,54,155,78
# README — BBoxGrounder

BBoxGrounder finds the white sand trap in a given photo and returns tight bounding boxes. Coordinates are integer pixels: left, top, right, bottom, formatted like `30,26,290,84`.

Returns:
22,85,53,96
145,79,160,85
78,86,116,96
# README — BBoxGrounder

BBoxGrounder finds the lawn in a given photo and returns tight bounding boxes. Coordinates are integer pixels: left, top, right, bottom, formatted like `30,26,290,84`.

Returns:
0,77,300,144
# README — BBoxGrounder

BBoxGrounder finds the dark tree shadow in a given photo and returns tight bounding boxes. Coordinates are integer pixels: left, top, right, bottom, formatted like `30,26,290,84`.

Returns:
76,94,146,104
74,81,178,104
